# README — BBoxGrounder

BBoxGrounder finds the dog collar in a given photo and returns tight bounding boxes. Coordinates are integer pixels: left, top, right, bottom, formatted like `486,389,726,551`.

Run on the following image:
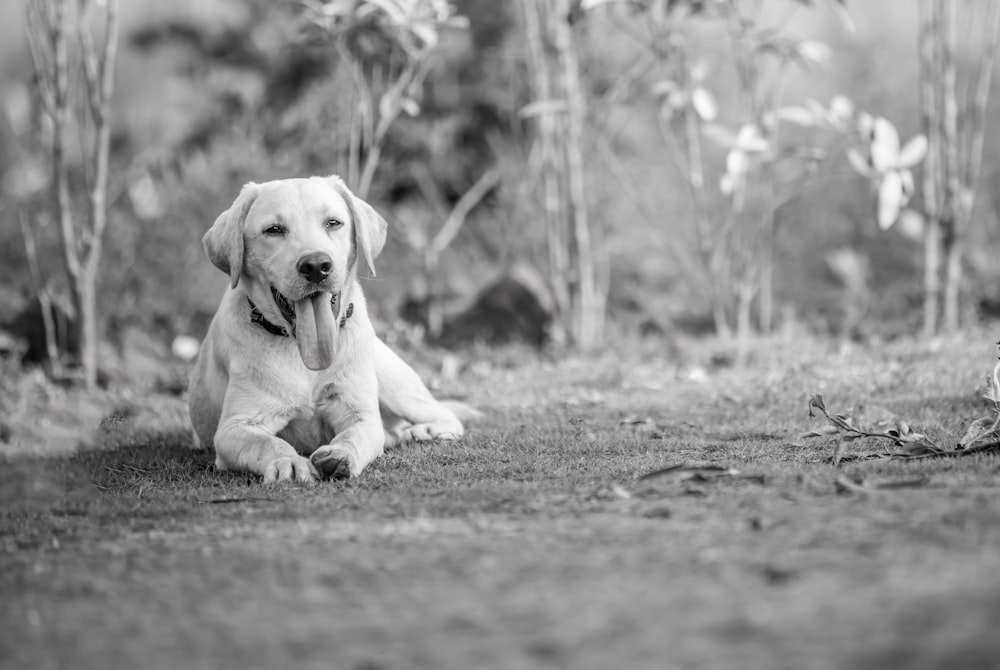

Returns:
247,294,354,338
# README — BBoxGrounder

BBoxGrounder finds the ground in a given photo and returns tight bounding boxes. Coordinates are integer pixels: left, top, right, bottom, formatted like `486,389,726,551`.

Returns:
3,332,1000,670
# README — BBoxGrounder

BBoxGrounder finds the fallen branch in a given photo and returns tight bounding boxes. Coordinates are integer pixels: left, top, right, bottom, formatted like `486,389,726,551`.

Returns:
834,474,932,495
799,343,1000,464
196,496,280,505
637,463,765,484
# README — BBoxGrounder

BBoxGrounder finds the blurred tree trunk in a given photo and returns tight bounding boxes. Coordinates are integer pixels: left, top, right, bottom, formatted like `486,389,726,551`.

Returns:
407,166,500,338
522,0,571,345
939,0,960,334
919,0,1000,335
555,0,603,348
676,56,732,339
521,0,605,349
19,213,63,377
27,0,119,387
919,0,942,337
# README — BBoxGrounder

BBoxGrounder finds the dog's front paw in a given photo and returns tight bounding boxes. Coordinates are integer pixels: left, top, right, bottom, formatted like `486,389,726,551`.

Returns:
263,455,319,484
310,444,359,480
401,422,462,443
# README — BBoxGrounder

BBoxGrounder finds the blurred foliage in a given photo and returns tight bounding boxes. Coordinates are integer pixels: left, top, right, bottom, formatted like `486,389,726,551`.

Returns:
1,0,999,374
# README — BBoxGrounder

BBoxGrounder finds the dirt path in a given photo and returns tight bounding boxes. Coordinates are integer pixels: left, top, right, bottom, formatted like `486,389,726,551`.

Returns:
4,334,1000,669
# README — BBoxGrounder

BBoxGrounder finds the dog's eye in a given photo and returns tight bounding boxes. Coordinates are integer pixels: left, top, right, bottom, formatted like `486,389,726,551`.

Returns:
325,218,344,230
263,225,285,236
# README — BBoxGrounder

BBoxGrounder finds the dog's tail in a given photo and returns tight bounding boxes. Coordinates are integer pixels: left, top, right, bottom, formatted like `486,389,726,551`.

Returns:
442,400,485,424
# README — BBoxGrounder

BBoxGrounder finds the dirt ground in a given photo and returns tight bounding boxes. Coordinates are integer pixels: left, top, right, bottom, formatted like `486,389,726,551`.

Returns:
3,332,1000,670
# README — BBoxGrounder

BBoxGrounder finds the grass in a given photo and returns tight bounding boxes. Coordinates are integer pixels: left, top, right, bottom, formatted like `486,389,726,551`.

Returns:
4,331,1000,669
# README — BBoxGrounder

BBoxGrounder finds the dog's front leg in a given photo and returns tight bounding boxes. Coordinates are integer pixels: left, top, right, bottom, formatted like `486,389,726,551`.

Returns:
374,338,463,445
214,391,319,483
310,368,385,480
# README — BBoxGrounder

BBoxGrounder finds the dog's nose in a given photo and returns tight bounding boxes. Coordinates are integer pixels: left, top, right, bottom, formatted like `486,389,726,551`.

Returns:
297,252,333,284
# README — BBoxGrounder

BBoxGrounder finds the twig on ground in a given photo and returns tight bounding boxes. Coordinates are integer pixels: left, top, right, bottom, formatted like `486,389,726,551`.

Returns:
637,463,765,484
798,343,1000,477
196,496,280,505
835,474,932,495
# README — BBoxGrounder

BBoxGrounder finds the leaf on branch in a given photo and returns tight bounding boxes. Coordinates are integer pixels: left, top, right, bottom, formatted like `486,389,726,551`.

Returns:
829,95,854,124
985,349,1000,404
958,416,997,450
869,117,901,173
690,58,711,83
409,21,439,49
691,86,718,122
736,124,769,153
359,0,408,25
877,171,905,230
795,40,832,68
379,88,400,121
519,99,569,119
772,106,817,128
400,97,420,116
581,0,627,10
717,174,732,196
897,134,928,168
651,79,680,97
900,169,915,198
726,149,749,179
798,424,842,440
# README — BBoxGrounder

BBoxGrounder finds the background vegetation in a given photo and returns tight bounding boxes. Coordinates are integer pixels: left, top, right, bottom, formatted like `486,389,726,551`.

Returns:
2,0,1000,390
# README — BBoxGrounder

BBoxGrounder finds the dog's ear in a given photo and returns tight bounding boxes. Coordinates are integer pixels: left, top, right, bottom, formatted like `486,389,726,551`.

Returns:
204,182,257,288
352,192,388,278
326,176,387,278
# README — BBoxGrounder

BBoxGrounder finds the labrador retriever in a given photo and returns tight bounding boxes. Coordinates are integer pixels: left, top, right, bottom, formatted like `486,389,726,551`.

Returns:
188,175,468,482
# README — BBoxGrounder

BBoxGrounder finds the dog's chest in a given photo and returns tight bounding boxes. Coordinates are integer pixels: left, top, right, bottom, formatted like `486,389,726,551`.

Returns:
245,340,325,406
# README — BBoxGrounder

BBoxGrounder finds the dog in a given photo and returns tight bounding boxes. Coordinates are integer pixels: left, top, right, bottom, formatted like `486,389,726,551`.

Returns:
187,175,469,483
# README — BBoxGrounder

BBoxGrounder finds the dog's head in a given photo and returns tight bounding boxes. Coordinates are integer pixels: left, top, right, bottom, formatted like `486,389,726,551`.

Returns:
204,175,387,370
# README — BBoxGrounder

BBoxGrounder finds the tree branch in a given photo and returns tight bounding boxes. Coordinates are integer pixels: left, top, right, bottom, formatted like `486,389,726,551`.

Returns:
962,2,1000,195
84,0,119,275
25,1,57,117
429,168,500,257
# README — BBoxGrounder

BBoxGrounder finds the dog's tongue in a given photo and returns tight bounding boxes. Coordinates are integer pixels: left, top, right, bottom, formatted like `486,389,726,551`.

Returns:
294,292,336,370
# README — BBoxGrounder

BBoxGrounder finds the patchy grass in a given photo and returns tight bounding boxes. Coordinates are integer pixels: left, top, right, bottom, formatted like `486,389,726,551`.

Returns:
4,331,1000,669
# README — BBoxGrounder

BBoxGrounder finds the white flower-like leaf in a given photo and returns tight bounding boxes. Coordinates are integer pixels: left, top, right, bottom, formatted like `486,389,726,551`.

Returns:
897,134,928,168
773,106,817,127
899,169,915,198
796,40,832,67
830,95,854,122
401,97,420,116
870,117,901,173
736,124,769,153
877,171,905,230
691,86,718,122
690,59,711,83
726,148,750,179
720,173,735,196
651,79,680,97
519,99,569,118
